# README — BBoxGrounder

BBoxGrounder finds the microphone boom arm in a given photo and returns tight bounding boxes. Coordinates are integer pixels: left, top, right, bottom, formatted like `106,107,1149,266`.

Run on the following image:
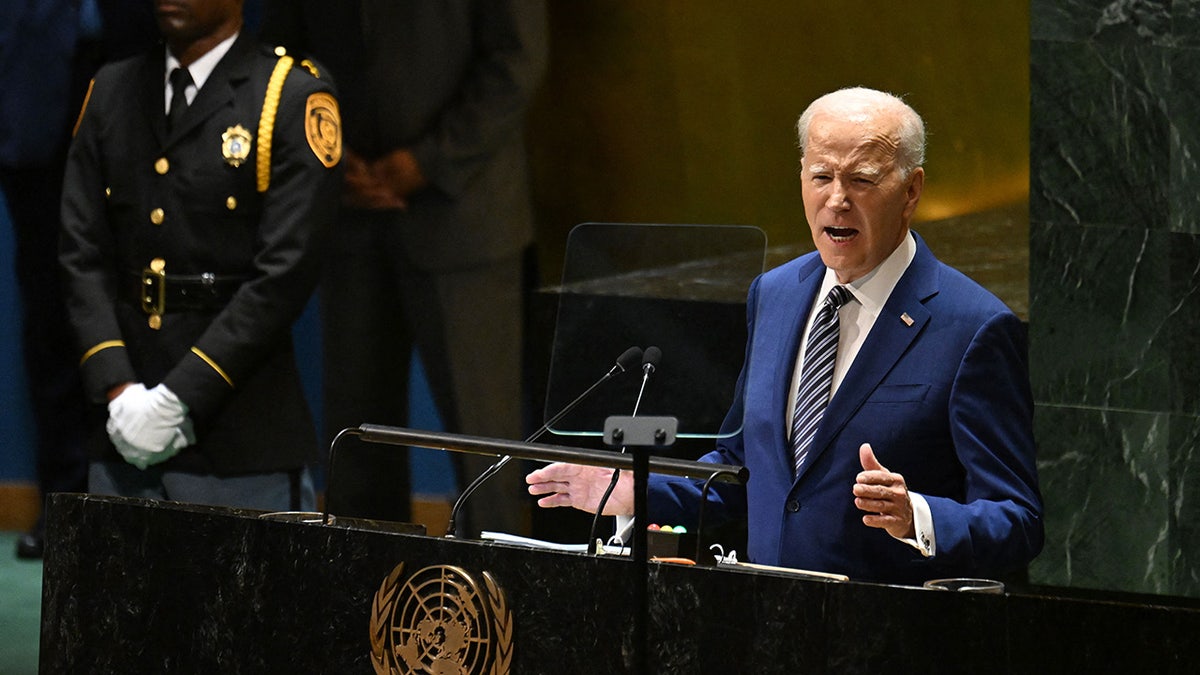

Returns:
355,423,748,483
444,346,645,536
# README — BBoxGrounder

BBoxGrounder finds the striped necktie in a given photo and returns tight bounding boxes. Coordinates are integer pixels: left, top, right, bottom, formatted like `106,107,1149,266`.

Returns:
791,284,852,475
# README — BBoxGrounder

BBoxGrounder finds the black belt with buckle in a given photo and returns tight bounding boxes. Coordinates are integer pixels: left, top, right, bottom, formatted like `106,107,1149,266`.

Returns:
130,269,247,314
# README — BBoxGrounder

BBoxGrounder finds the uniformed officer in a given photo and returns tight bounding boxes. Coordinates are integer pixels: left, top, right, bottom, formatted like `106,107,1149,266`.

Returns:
59,0,341,511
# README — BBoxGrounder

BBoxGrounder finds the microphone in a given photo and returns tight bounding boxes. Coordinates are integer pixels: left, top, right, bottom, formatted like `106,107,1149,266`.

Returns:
641,346,661,377
444,345,644,536
589,346,662,551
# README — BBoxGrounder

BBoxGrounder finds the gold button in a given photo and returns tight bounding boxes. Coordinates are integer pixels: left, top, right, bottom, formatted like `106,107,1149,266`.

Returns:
148,314,162,330
105,187,111,198
225,196,237,210
150,208,164,225
150,258,165,273
274,45,287,56
154,157,169,174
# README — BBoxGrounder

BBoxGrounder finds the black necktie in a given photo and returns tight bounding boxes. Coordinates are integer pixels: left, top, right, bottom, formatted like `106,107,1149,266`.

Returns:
167,67,193,133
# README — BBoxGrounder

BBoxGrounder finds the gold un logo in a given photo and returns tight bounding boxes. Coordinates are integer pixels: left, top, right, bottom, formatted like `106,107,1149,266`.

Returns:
370,563,513,675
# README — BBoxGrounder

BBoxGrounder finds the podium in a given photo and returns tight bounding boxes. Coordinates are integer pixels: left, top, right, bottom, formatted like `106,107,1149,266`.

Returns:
41,492,1200,674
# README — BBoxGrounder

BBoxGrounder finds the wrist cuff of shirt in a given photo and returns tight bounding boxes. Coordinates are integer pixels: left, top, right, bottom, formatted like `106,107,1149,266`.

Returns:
901,491,935,557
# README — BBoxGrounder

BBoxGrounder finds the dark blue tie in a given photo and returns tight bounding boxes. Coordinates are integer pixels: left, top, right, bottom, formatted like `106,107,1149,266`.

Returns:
791,285,852,475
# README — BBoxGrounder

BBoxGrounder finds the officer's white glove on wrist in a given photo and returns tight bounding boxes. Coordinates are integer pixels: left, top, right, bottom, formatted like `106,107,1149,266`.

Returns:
106,383,195,469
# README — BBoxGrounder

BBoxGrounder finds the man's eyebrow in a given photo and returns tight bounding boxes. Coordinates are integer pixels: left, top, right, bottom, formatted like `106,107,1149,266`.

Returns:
806,162,830,173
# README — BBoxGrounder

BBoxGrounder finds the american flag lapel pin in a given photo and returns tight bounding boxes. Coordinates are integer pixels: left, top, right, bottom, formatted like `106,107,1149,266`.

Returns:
900,312,914,326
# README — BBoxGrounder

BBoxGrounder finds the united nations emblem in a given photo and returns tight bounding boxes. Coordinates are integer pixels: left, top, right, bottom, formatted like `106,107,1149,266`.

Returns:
370,563,514,675
221,125,252,167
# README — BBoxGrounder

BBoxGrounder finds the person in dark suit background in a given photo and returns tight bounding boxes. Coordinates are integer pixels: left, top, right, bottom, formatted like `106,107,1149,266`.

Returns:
0,0,157,558
261,1,547,536
59,0,341,511
527,87,1043,585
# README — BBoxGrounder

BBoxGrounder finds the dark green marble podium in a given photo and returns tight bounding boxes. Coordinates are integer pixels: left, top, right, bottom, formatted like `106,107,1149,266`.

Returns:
40,493,1200,673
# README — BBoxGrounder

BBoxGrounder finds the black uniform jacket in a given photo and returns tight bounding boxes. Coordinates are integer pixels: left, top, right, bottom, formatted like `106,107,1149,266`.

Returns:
60,33,341,474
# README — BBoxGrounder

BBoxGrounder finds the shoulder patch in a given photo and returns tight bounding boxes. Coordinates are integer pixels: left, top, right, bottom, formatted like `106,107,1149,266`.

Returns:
305,92,342,168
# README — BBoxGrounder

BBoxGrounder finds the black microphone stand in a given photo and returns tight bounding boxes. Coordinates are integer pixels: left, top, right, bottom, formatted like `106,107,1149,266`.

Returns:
321,426,363,525
443,346,642,537
589,347,660,551
600,413,677,675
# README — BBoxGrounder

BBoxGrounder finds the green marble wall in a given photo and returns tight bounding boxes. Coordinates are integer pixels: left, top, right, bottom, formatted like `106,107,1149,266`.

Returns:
1030,0,1200,597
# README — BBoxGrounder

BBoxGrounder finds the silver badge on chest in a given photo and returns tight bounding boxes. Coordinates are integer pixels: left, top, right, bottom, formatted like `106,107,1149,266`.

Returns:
221,124,252,167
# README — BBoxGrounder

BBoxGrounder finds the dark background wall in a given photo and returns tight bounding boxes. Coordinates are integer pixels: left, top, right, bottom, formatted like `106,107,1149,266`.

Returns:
526,3,1030,283
1028,0,1200,598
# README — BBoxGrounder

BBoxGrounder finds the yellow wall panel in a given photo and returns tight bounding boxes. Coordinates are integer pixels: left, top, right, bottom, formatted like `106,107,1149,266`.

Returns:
529,2,1030,278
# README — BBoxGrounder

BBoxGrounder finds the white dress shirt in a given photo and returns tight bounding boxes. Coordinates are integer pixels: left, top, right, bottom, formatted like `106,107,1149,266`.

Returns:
164,32,239,112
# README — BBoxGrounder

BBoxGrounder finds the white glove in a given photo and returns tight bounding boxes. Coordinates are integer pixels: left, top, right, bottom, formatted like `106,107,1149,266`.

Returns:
107,417,194,470
106,383,195,469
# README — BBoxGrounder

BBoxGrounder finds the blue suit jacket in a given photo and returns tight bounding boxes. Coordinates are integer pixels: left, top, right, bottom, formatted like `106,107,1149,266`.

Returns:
650,232,1044,584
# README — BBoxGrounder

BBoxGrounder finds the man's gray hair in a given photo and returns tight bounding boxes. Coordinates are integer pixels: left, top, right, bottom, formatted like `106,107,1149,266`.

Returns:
796,87,926,178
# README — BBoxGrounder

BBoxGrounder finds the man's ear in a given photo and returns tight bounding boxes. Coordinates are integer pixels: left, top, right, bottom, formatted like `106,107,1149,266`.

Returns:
902,167,924,219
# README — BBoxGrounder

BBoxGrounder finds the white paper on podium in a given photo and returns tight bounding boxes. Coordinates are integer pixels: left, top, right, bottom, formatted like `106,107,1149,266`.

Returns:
480,531,630,556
